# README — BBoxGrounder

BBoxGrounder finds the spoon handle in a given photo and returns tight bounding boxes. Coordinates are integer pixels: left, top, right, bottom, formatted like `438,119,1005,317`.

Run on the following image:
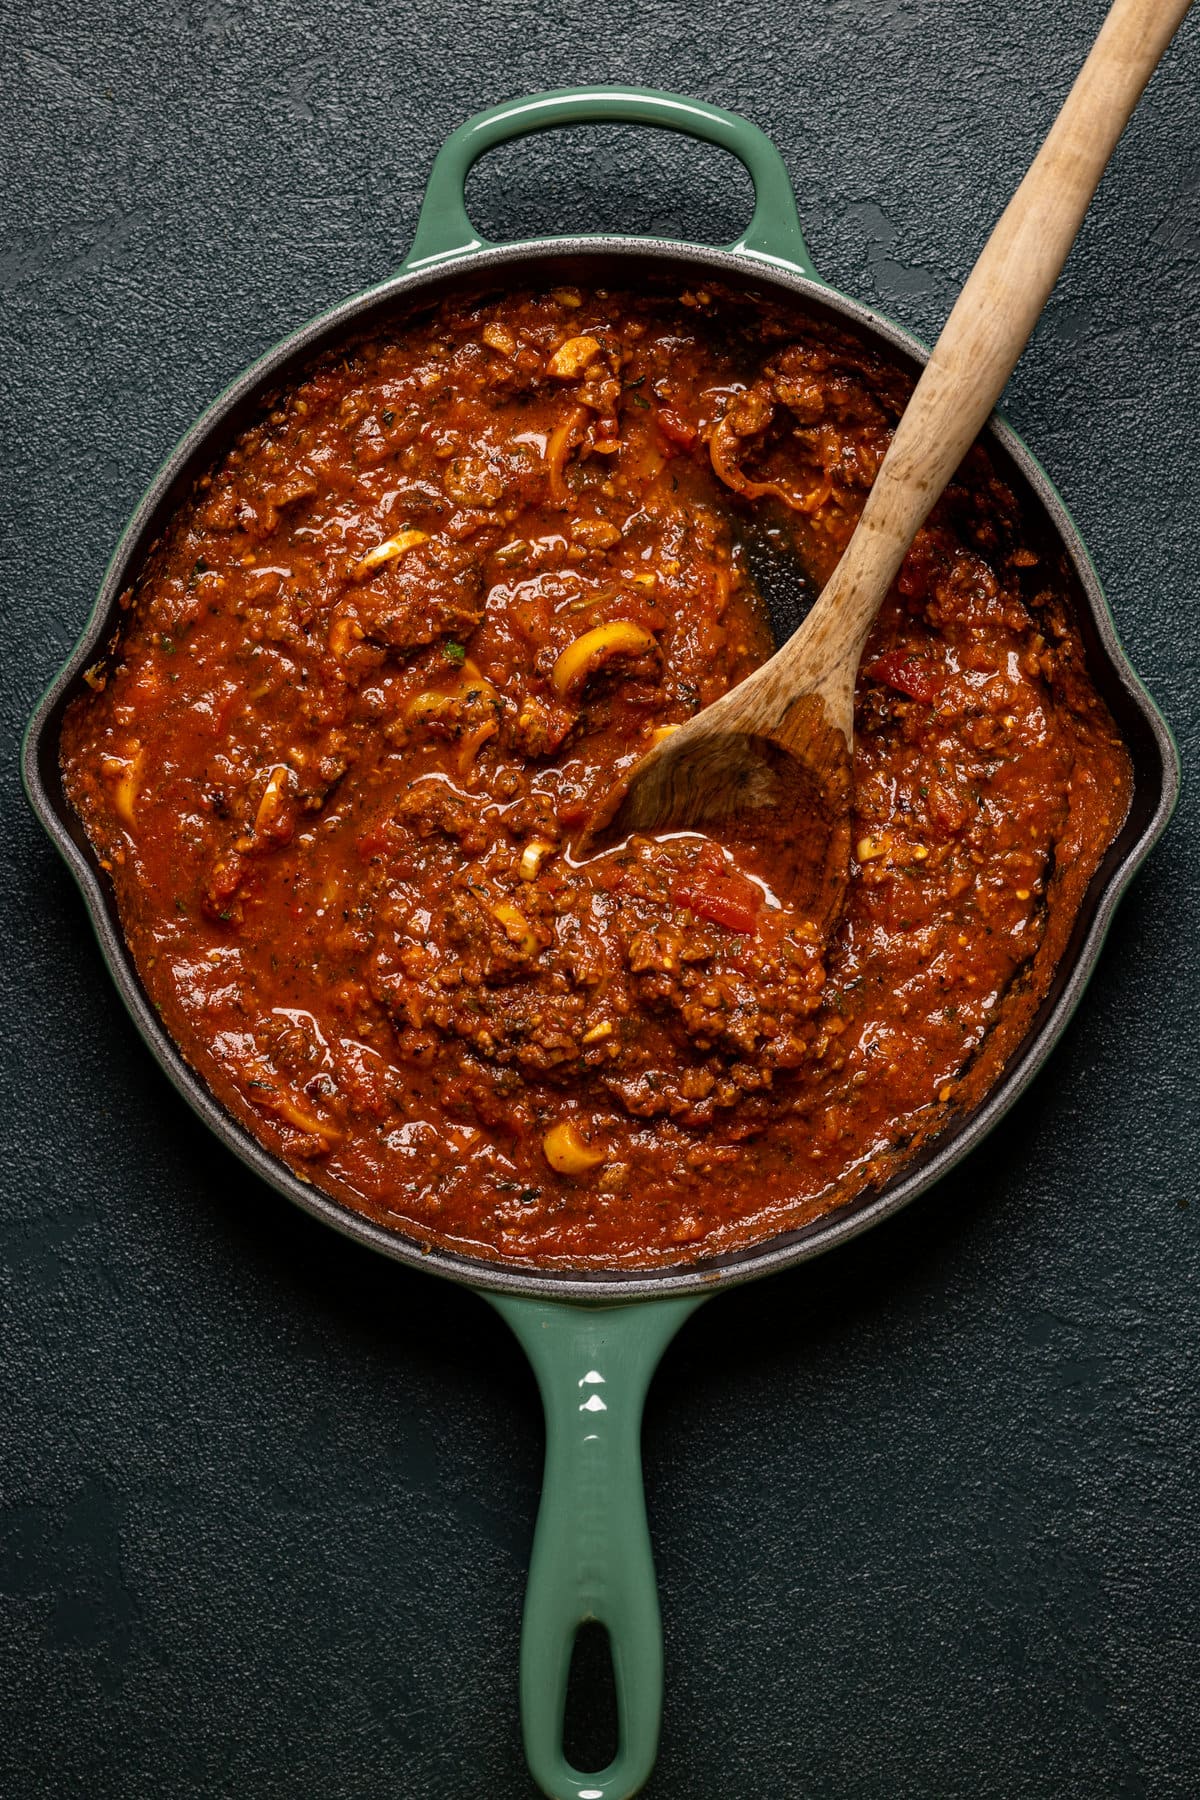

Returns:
797,0,1192,702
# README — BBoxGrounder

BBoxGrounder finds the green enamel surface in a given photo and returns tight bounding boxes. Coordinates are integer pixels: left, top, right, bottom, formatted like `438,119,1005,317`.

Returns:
489,1294,706,1800
403,87,816,277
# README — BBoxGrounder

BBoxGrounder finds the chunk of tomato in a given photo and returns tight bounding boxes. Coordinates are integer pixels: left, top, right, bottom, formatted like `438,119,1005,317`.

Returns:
655,407,698,452
672,869,762,935
863,649,943,704
355,824,389,861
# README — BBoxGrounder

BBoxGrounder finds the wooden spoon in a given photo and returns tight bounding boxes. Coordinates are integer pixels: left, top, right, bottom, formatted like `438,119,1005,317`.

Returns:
603,0,1192,934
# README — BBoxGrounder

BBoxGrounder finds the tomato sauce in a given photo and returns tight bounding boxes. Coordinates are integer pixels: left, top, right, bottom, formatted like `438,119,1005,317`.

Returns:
60,282,1132,1267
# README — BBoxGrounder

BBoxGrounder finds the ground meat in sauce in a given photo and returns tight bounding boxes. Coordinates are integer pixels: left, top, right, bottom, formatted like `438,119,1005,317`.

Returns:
60,282,1133,1267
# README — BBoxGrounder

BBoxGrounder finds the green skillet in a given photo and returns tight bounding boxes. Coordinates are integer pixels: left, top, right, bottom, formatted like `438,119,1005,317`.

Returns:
23,87,1179,1800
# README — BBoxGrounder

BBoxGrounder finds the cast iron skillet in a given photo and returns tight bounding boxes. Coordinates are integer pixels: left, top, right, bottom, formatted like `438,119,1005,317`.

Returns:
22,88,1179,1800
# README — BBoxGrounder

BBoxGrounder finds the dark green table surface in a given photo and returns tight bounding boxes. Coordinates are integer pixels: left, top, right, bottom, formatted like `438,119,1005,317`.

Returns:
3,3,1197,1794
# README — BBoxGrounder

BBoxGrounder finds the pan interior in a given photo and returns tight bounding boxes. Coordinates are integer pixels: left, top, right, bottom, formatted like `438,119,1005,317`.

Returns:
25,243,1178,1300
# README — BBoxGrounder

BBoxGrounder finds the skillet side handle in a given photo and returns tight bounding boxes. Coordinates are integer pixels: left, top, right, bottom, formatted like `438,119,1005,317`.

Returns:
403,86,816,277
488,1291,707,1800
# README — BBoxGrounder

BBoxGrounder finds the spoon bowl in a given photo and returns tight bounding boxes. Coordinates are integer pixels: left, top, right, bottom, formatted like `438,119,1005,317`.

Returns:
604,681,854,937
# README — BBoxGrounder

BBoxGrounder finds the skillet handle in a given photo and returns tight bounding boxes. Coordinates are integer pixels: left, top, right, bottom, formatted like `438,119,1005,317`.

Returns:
404,86,816,276
488,1291,707,1800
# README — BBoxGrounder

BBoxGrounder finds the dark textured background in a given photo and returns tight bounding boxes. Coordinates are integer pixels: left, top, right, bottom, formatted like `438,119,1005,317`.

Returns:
3,2,1198,1794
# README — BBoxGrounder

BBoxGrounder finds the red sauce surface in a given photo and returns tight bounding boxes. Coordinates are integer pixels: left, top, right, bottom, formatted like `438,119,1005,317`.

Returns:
61,283,1132,1267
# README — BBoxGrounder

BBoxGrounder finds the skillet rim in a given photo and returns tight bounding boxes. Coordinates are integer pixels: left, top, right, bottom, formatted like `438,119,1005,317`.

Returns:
21,236,1181,1301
